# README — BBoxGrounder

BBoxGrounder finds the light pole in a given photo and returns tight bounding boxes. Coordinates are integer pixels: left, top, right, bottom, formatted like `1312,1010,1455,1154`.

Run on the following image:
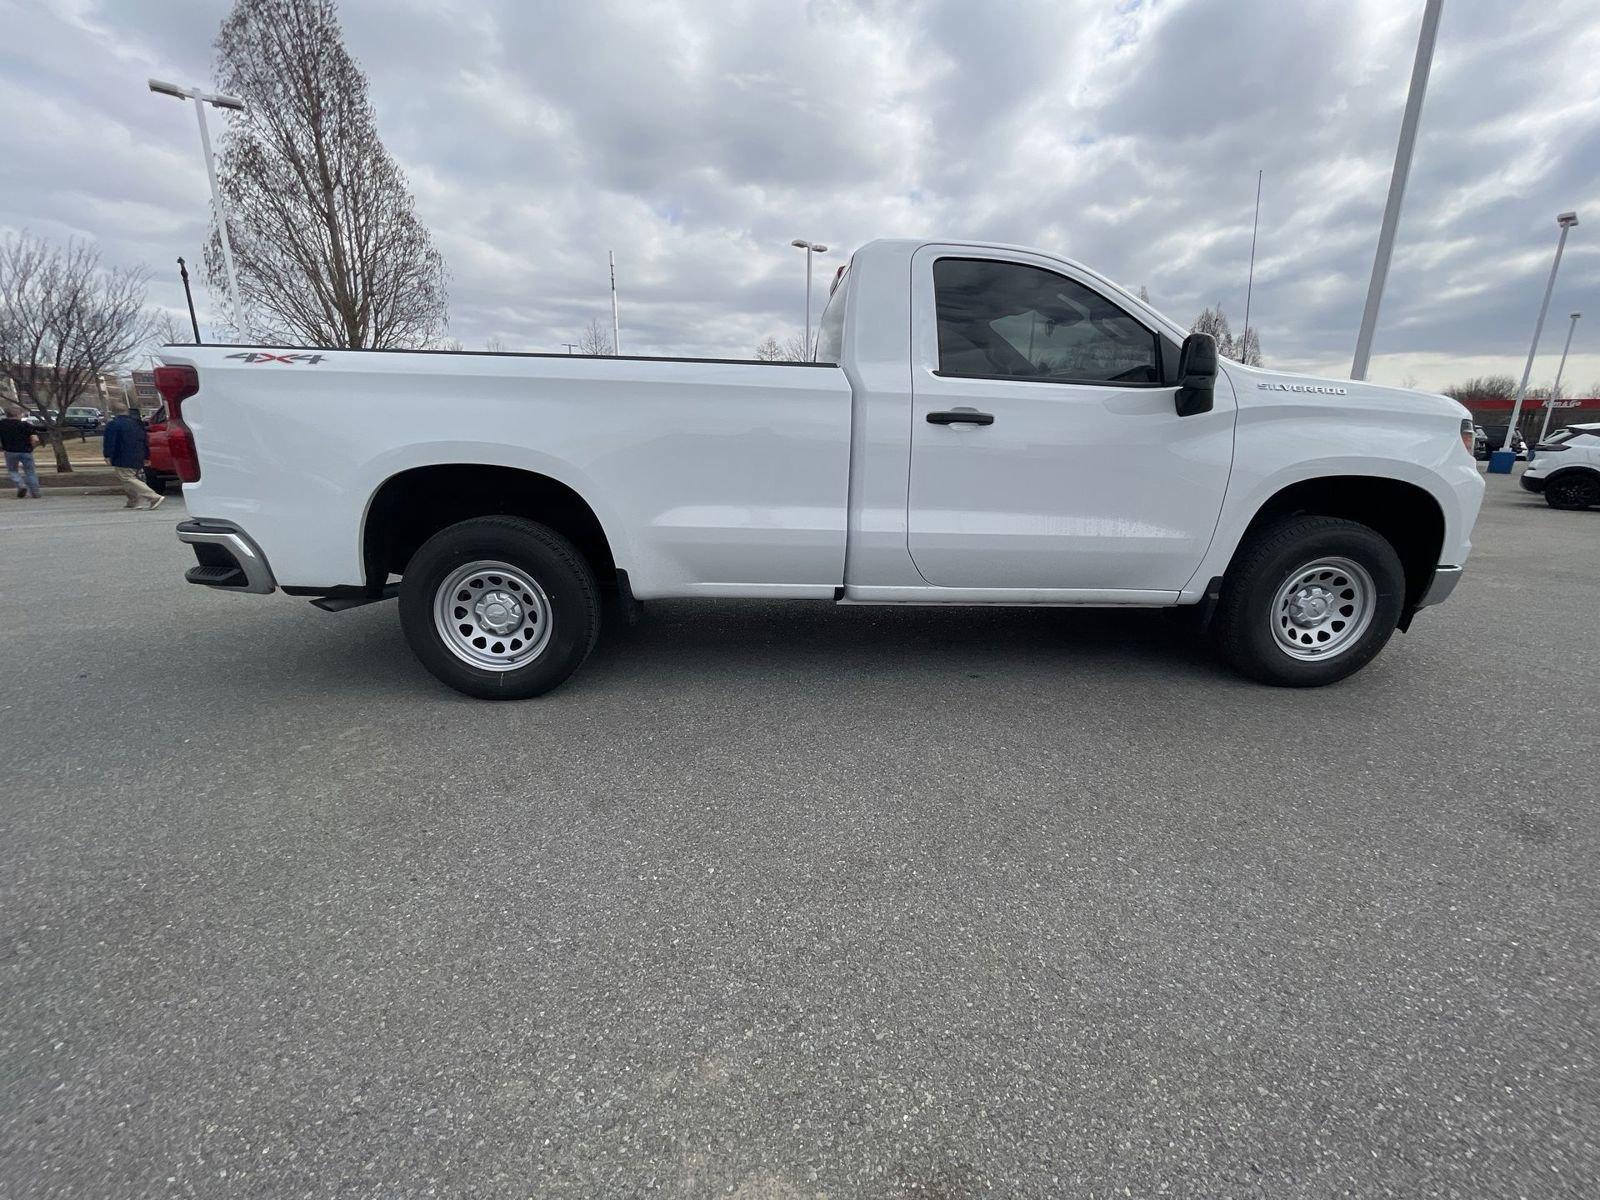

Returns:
609,251,621,355
148,78,246,336
1533,311,1582,452
1351,0,1444,380
790,239,828,358
1493,211,1579,472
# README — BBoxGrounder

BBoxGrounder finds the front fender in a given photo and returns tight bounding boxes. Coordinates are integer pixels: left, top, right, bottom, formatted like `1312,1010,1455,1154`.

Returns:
1181,409,1483,601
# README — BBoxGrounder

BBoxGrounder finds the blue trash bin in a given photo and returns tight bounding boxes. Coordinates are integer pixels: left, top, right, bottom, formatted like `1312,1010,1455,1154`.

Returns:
1487,449,1517,474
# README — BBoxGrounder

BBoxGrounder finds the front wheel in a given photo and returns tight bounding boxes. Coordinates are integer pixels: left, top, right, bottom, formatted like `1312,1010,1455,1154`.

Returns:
1211,516,1406,687
1545,473,1600,510
398,516,600,700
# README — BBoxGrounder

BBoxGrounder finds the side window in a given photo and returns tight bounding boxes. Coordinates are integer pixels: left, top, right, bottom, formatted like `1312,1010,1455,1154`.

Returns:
814,268,848,364
933,258,1161,385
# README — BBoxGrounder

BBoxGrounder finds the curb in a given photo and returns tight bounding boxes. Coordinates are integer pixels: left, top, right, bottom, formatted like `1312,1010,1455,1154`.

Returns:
27,487,129,497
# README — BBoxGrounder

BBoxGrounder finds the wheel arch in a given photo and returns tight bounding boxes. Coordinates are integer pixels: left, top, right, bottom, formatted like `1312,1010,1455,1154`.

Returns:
1223,475,1446,615
1542,464,1600,486
362,463,620,596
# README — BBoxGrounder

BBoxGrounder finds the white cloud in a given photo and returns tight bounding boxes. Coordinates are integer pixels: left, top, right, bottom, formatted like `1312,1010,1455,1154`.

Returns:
1,0,1597,391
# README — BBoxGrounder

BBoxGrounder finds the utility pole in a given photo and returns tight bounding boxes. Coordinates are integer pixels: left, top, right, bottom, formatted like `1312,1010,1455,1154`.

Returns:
562,343,578,355
609,251,621,355
148,79,247,336
1533,311,1582,451
1351,0,1443,380
790,239,828,358
1494,212,1579,472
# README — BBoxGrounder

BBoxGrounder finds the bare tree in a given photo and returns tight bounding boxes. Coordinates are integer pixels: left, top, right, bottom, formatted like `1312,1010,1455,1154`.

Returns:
151,310,187,348
1443,375,1517,403
484,337,505,353
0,232,153,473
1192,303,1264,365
1191,304,1234,360
1233,325,1262,367
206,0,448,349
754,334,808,361
578,316,614,356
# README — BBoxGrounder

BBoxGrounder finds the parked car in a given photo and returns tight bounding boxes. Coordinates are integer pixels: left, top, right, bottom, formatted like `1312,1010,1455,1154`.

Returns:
1520,423,1600,509
62,405,103,433
1471,425,1488,458
157,237,1485,698
143,405,177,495
1476,423,1526,460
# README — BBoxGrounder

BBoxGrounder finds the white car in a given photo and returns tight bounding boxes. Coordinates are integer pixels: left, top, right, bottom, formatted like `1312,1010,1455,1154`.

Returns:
154,237,1484,698
1522,423,1600,509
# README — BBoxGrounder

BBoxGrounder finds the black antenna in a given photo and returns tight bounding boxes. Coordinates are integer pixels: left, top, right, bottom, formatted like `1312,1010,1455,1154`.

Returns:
177,257,201,342
1242,170,1262,355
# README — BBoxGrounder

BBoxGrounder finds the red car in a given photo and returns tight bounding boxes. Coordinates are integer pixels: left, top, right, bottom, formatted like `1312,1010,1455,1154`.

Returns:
143,406,177,495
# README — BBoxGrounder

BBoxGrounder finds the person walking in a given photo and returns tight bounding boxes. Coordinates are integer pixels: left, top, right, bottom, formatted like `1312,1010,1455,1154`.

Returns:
103,399,163,510
2,403,43,499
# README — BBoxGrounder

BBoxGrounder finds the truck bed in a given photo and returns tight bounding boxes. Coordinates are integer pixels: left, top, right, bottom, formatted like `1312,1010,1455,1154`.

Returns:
162,345,855,597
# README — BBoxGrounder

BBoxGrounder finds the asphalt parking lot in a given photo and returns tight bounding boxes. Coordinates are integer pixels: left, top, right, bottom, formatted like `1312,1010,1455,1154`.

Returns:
2,476,1596,1199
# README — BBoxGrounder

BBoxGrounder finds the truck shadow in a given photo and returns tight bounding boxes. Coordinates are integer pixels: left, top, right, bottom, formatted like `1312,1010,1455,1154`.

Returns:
582,599,1222,687
218,598,1229,699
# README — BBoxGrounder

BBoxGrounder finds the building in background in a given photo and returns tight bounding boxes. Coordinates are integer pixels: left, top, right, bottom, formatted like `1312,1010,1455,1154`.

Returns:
1460,396,1600,441
131,369,160,414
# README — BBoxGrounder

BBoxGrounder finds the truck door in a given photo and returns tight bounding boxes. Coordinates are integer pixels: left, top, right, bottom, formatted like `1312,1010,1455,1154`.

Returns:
906,247,1236,592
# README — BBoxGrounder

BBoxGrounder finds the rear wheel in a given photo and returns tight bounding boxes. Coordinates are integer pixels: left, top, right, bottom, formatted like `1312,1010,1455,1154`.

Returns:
1545,472,1600,510
398,516,600,699
1212,516,1406,687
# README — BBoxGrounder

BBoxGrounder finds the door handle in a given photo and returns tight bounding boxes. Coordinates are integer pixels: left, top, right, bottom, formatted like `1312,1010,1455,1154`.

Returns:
926,409,995,426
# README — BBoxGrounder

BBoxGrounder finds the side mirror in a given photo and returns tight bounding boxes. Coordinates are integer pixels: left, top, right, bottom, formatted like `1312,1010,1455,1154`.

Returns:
1175,332,1218,417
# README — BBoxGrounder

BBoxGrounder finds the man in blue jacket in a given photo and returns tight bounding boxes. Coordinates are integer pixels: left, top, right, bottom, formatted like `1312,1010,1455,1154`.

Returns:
102,399,163,510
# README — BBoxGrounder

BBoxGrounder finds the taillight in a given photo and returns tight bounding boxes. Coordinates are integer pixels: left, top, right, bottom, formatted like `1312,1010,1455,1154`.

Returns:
1459,419,1474,455
155,365,202,482
153,365,198,404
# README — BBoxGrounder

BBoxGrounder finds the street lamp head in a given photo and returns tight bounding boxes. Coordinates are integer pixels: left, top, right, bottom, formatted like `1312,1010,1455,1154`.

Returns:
1556,211,1578,228
1572,312,1583,321
810,243,829,253
209,94,246,111
790,239,810,249
148,78,189,100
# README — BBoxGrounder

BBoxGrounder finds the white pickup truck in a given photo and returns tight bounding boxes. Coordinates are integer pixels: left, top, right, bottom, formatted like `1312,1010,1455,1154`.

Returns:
157,238,1484,699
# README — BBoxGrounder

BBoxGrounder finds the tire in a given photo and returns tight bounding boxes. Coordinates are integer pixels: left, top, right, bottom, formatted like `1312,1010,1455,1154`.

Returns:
1544,472,1600,510
144,472,167,495
1211,515,1406,687
398,516,600,700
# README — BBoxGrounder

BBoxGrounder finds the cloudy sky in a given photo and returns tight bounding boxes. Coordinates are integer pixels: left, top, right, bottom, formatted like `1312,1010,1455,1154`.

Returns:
3,0,1598,391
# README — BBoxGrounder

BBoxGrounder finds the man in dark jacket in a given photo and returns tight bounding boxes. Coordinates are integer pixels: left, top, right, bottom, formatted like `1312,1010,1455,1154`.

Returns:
2,402,42,498
103,399,163,510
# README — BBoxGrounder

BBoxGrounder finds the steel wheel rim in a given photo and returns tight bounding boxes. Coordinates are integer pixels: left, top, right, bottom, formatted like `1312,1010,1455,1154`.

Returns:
1270,556,1375,661
432,559,553,672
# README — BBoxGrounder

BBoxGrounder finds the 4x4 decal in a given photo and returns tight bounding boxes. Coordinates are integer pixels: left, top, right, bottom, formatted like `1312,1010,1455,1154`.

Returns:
225,352,327,365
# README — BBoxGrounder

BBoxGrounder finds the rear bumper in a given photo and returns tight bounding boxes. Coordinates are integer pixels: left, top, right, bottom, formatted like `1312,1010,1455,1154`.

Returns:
1416,565,1463,610
176,519,277,594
